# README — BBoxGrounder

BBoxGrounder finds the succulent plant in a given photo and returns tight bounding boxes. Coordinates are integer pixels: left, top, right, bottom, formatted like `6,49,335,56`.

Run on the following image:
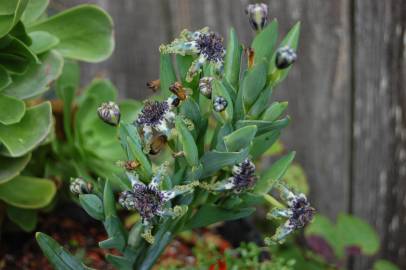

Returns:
0,1,113,231
36,4,311,270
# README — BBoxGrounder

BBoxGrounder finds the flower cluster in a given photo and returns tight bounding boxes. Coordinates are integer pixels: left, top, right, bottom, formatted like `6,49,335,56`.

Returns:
215,159,257,193
159,28,225,82
266,185,315,244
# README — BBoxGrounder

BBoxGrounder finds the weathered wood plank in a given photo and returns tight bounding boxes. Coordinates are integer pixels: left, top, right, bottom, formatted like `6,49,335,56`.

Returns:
352,0,406,268
269,0,352,219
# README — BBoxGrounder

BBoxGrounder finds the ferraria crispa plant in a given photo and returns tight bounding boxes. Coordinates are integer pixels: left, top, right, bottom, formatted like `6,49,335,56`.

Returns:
36,3,312,269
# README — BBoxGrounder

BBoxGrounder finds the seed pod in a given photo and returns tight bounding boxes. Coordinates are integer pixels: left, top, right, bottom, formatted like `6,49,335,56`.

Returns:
199,77,213,98
245,3,269,32
275,46,297,69
213,96,228,112
97,101,120,126
70,178,92,195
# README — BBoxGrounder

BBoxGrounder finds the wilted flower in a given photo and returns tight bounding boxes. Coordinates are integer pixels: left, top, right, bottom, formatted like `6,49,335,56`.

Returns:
245,3,269,32
70,178,92,195
266,185,315,244
213,96,228,112
97,101,120,126
160,28,225,82
275,46,297,69
214,159,257,193
146,79,160,92
199,77,213,98
135,98,177,147
119,164,194,225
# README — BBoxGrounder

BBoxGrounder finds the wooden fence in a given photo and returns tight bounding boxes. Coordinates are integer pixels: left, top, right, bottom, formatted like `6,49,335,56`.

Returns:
55,0,406,269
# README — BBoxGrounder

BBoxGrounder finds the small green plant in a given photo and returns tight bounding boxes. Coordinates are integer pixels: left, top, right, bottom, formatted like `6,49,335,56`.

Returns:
36,3,315,269
0,1,113,231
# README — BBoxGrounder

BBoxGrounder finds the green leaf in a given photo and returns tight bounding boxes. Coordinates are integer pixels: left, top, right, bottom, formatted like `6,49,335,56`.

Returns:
0,102,52,157
29,31,59,54
236,117,290,136
184,204,255,230
0,175,56,208
252,19,278,64
36,232,87,270
0,94,25,124
0,36,39,74
175,118,199,167
2,51,63,99
261,101,288,121
21,0,49,26
336,214,380,256
119,100,142,123
0,154,30,183
100,215,126,252
247,86,273,118
269,22,301,85
159,53,176,97
103,180,116,218
254,151,295,194
9,21,32,45
0,0,29,38
0,65,11,89
200,148,249,178
373,260,400,270
7,205,37,232
29,5,114,62
224,28,242,89
140,232,172,270
223,125,257,152
106,254,132,270
79,194,104,221
250,130,280,159
242,60,267,108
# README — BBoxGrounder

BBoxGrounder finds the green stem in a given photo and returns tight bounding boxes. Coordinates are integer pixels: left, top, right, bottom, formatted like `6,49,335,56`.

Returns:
263,194,285,209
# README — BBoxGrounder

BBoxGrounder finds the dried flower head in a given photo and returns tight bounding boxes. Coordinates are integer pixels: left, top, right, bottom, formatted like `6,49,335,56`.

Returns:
146,79,160,92
275,46,297,69
70,178,92,195
159,28,225,82
245,3,269,31
199,77,214,98
213,96,228,112
266,185,315,244
97,101,120,126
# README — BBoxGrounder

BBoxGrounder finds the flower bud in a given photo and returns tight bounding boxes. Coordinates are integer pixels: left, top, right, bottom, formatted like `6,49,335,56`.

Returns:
275,46,297,69
97,101,120,126
245,3,269,32
199,77,214,98
213,96,228,112
70,178,92,195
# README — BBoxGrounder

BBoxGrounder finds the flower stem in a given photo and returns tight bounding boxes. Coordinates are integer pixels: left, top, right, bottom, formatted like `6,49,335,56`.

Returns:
263,194,285,209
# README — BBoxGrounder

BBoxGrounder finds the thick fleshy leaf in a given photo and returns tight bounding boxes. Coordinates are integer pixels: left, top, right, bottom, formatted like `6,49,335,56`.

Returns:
184,204,255,230
159,53,176,97
200,148,249,178
0,175,56,208
0,94,25,124
261,101,288,121
36,232,87,270
254,151,295,194
0,65,11,90
0,154,30,183
29,5,114,62
106,254,132,270
175,118,199,167
0,102,52,157
79,194,104,221
2,51,63,99
140,232,172,270
252,19,278,64
224,28,242,89
9,21,32,45
236,117,290,136
247,85,273,118
250,130,280,159
7,205,37,231
223,125,257,152
29,31,59,54
242,60,267,108
21,0,49,26
373,260,400,270
0,0,29,38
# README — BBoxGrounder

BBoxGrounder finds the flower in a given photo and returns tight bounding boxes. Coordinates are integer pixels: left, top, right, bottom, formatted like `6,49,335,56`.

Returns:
70,177,92,195
97,101,121,126
160,28,225,82
135,98,177,147
266,185,315,244
214,159,257,193
275,46,297,69
213,96,228,112
245,3,269,31
199,76,213,98
118,164,194,225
